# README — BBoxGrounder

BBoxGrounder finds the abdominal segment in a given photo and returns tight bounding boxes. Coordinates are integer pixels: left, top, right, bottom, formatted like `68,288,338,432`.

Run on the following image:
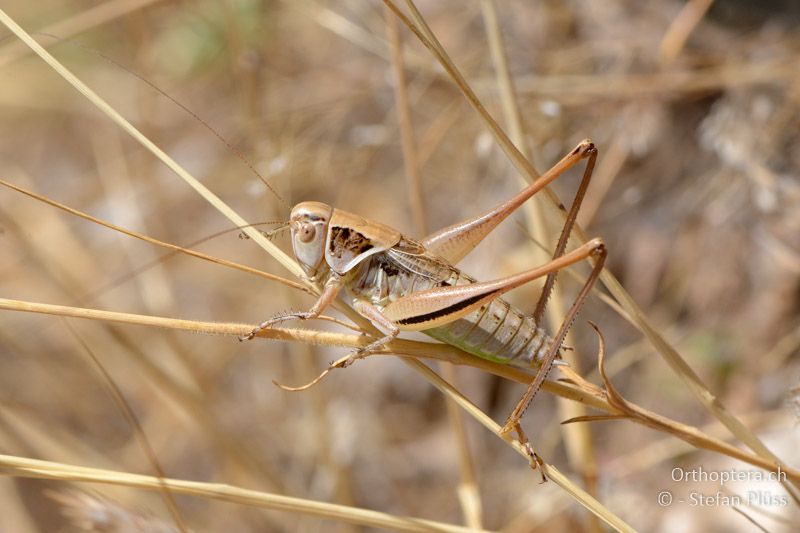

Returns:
423,298,552,368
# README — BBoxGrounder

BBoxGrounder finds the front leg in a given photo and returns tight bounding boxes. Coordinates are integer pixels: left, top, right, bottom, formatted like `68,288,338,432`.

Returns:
335,299,399,367
240,274,343,341
270,298,400,392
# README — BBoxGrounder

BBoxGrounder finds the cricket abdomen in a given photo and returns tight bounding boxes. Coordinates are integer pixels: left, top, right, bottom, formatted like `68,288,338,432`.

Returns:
348,248,554,369
422,276,553,368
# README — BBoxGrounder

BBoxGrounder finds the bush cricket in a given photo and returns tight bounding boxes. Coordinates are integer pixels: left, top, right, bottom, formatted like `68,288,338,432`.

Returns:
243,140,607,464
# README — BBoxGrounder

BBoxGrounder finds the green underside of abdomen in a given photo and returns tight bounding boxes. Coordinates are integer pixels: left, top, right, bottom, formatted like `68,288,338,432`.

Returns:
423,324,536,367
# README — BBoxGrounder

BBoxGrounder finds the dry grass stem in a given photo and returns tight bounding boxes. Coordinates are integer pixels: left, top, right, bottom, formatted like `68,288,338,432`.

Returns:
4,295,797,490
0,454,487,533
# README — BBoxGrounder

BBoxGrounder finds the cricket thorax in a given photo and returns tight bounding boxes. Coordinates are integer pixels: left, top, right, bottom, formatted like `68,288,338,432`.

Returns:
348,242,554,369
348,241,455,305
328,226,374,258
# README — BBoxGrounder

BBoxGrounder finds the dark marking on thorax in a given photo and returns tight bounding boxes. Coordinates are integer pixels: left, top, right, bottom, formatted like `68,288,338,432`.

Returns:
329,226,374,259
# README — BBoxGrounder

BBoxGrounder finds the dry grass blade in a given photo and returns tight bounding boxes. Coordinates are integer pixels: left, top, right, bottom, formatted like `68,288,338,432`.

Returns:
0,454,489,533
386,7,427,236
383,1,540,188
478,0,539,175
659,0,716,64
63,322,188,533
402,358,636,533
511,62,798,99
0,177,307,293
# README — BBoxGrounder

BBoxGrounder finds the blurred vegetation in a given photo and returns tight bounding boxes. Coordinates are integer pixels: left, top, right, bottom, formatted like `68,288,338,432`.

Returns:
0,0,798,531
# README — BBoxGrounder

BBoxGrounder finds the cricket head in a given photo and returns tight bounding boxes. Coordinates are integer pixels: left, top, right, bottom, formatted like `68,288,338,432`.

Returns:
290,201,333,277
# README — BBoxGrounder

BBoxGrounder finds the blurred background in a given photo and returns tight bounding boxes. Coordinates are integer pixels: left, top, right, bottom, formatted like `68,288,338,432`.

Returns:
0,0,798,531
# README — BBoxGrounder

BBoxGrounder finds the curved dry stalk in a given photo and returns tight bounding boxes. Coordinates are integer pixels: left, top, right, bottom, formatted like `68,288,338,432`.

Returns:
571,326,800,495
0,454,489,533
596,266,800,497
0,295,605,409
4,296,799,489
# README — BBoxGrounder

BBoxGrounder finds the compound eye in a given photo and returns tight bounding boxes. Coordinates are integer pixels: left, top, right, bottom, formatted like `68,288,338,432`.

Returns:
297,222,316,243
